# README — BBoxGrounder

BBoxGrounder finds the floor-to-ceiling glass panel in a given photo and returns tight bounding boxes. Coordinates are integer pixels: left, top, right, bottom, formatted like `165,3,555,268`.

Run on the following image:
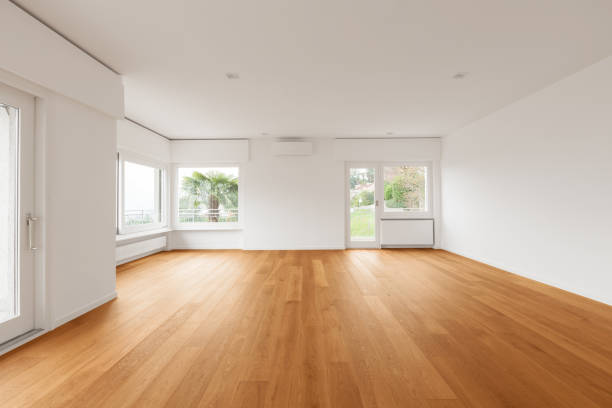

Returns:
349,167,376,241
0,103,18,324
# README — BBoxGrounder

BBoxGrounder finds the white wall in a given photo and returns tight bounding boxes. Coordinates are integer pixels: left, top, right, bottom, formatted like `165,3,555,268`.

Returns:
165,138,345,251
243,138,345,250
169,230,243,250
158,137,441,251
0,2,124,118
171,139,249,163
46,95,118,325
117,120,170,163
333,138,441,162
441,56,612,305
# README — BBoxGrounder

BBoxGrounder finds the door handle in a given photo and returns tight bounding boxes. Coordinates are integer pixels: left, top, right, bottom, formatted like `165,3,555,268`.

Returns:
26,214,39,251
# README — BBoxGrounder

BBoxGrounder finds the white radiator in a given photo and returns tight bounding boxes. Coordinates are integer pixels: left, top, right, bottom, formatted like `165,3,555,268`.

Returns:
380,219,434,247
116,236,167,264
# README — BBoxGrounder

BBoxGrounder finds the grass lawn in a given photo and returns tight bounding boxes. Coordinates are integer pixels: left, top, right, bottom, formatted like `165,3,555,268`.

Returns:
350,208,375,240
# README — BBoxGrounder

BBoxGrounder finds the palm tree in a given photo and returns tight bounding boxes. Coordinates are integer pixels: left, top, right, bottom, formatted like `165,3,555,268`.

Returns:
181,171,238,222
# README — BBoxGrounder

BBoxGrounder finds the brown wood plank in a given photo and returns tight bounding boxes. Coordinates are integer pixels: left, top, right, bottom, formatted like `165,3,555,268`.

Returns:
0,249,611,408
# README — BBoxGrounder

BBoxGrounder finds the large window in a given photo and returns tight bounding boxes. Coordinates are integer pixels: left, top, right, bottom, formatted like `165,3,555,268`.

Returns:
383,165,428,213
118,154,166,234
176,166,239,226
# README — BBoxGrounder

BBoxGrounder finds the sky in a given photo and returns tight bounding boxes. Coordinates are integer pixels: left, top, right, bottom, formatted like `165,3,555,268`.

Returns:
124,161,157,212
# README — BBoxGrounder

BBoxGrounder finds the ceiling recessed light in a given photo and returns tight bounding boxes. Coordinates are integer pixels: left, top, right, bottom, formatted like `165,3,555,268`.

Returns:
386,132,394,136
453,72,469,80
226,72,240,79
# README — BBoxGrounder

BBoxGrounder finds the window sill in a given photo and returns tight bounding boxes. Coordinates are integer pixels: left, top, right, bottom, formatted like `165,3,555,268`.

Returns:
380,214,433,220
116,227,171,243
172,224,243,231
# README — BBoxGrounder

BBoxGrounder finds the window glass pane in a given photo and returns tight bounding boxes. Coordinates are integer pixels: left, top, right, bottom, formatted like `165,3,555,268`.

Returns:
123,161,161,226
383,166,427,212
349,168,375,241
178,167,239,223
0,104,18,323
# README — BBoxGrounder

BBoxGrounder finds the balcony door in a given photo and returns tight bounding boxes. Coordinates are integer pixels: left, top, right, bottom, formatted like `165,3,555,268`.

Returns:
346,162,433,248
346,165,380,248
0,82,36,345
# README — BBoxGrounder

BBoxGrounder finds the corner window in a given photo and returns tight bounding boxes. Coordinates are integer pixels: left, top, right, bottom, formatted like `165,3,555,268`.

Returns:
383,165,429,213
118,154,166,234
176,166,239,226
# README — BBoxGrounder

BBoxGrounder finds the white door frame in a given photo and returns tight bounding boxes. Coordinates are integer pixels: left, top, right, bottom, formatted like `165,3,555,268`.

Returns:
345,161,435,248
0,81,36,345
0,71,51,354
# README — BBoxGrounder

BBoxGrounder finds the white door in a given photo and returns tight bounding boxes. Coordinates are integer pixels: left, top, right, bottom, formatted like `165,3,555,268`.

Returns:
0,82,36,344
346,164,380,248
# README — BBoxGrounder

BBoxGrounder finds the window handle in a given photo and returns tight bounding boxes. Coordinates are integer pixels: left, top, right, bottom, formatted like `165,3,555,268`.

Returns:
375,200,379,207
26,214,39,251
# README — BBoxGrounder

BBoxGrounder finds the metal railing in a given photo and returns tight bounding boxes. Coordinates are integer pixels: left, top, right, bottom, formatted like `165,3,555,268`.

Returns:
384,199,425,212
350,199,425,212
124,210,159,225
124,209,239,225
178,208,238,223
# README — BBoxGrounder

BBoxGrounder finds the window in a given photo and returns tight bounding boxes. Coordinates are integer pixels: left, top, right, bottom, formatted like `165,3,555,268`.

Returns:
118,154,166,234
383,165,429,213
176,166,239,226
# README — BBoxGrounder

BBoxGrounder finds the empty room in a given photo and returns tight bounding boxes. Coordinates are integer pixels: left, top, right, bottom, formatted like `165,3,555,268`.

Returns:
1,0,611,407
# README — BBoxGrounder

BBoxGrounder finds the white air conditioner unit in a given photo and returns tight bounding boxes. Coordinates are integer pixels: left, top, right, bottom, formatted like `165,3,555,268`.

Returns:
271,141,312,156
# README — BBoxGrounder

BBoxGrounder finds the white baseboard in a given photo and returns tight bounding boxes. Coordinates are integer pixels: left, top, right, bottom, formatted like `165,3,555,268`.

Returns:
243,245,346,250
170,244,242,250
169,245,346,250
443,246,611,306
53,291,117,329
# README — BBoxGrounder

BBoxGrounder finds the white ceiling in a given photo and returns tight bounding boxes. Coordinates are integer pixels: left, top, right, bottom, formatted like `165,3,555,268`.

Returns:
16,0,612,139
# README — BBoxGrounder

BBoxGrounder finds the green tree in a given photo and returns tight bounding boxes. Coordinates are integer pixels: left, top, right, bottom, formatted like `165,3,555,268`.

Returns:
351,190,374,207
384,167,425,209
181,171,238,222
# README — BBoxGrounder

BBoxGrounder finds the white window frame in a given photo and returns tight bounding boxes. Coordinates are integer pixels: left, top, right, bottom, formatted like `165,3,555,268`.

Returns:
117,150,168,235
381,161,433,219
172,163,243,230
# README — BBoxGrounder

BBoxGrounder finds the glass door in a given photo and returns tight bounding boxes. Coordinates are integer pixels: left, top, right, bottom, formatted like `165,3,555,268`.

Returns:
346,165,380,248
0,82,36,345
